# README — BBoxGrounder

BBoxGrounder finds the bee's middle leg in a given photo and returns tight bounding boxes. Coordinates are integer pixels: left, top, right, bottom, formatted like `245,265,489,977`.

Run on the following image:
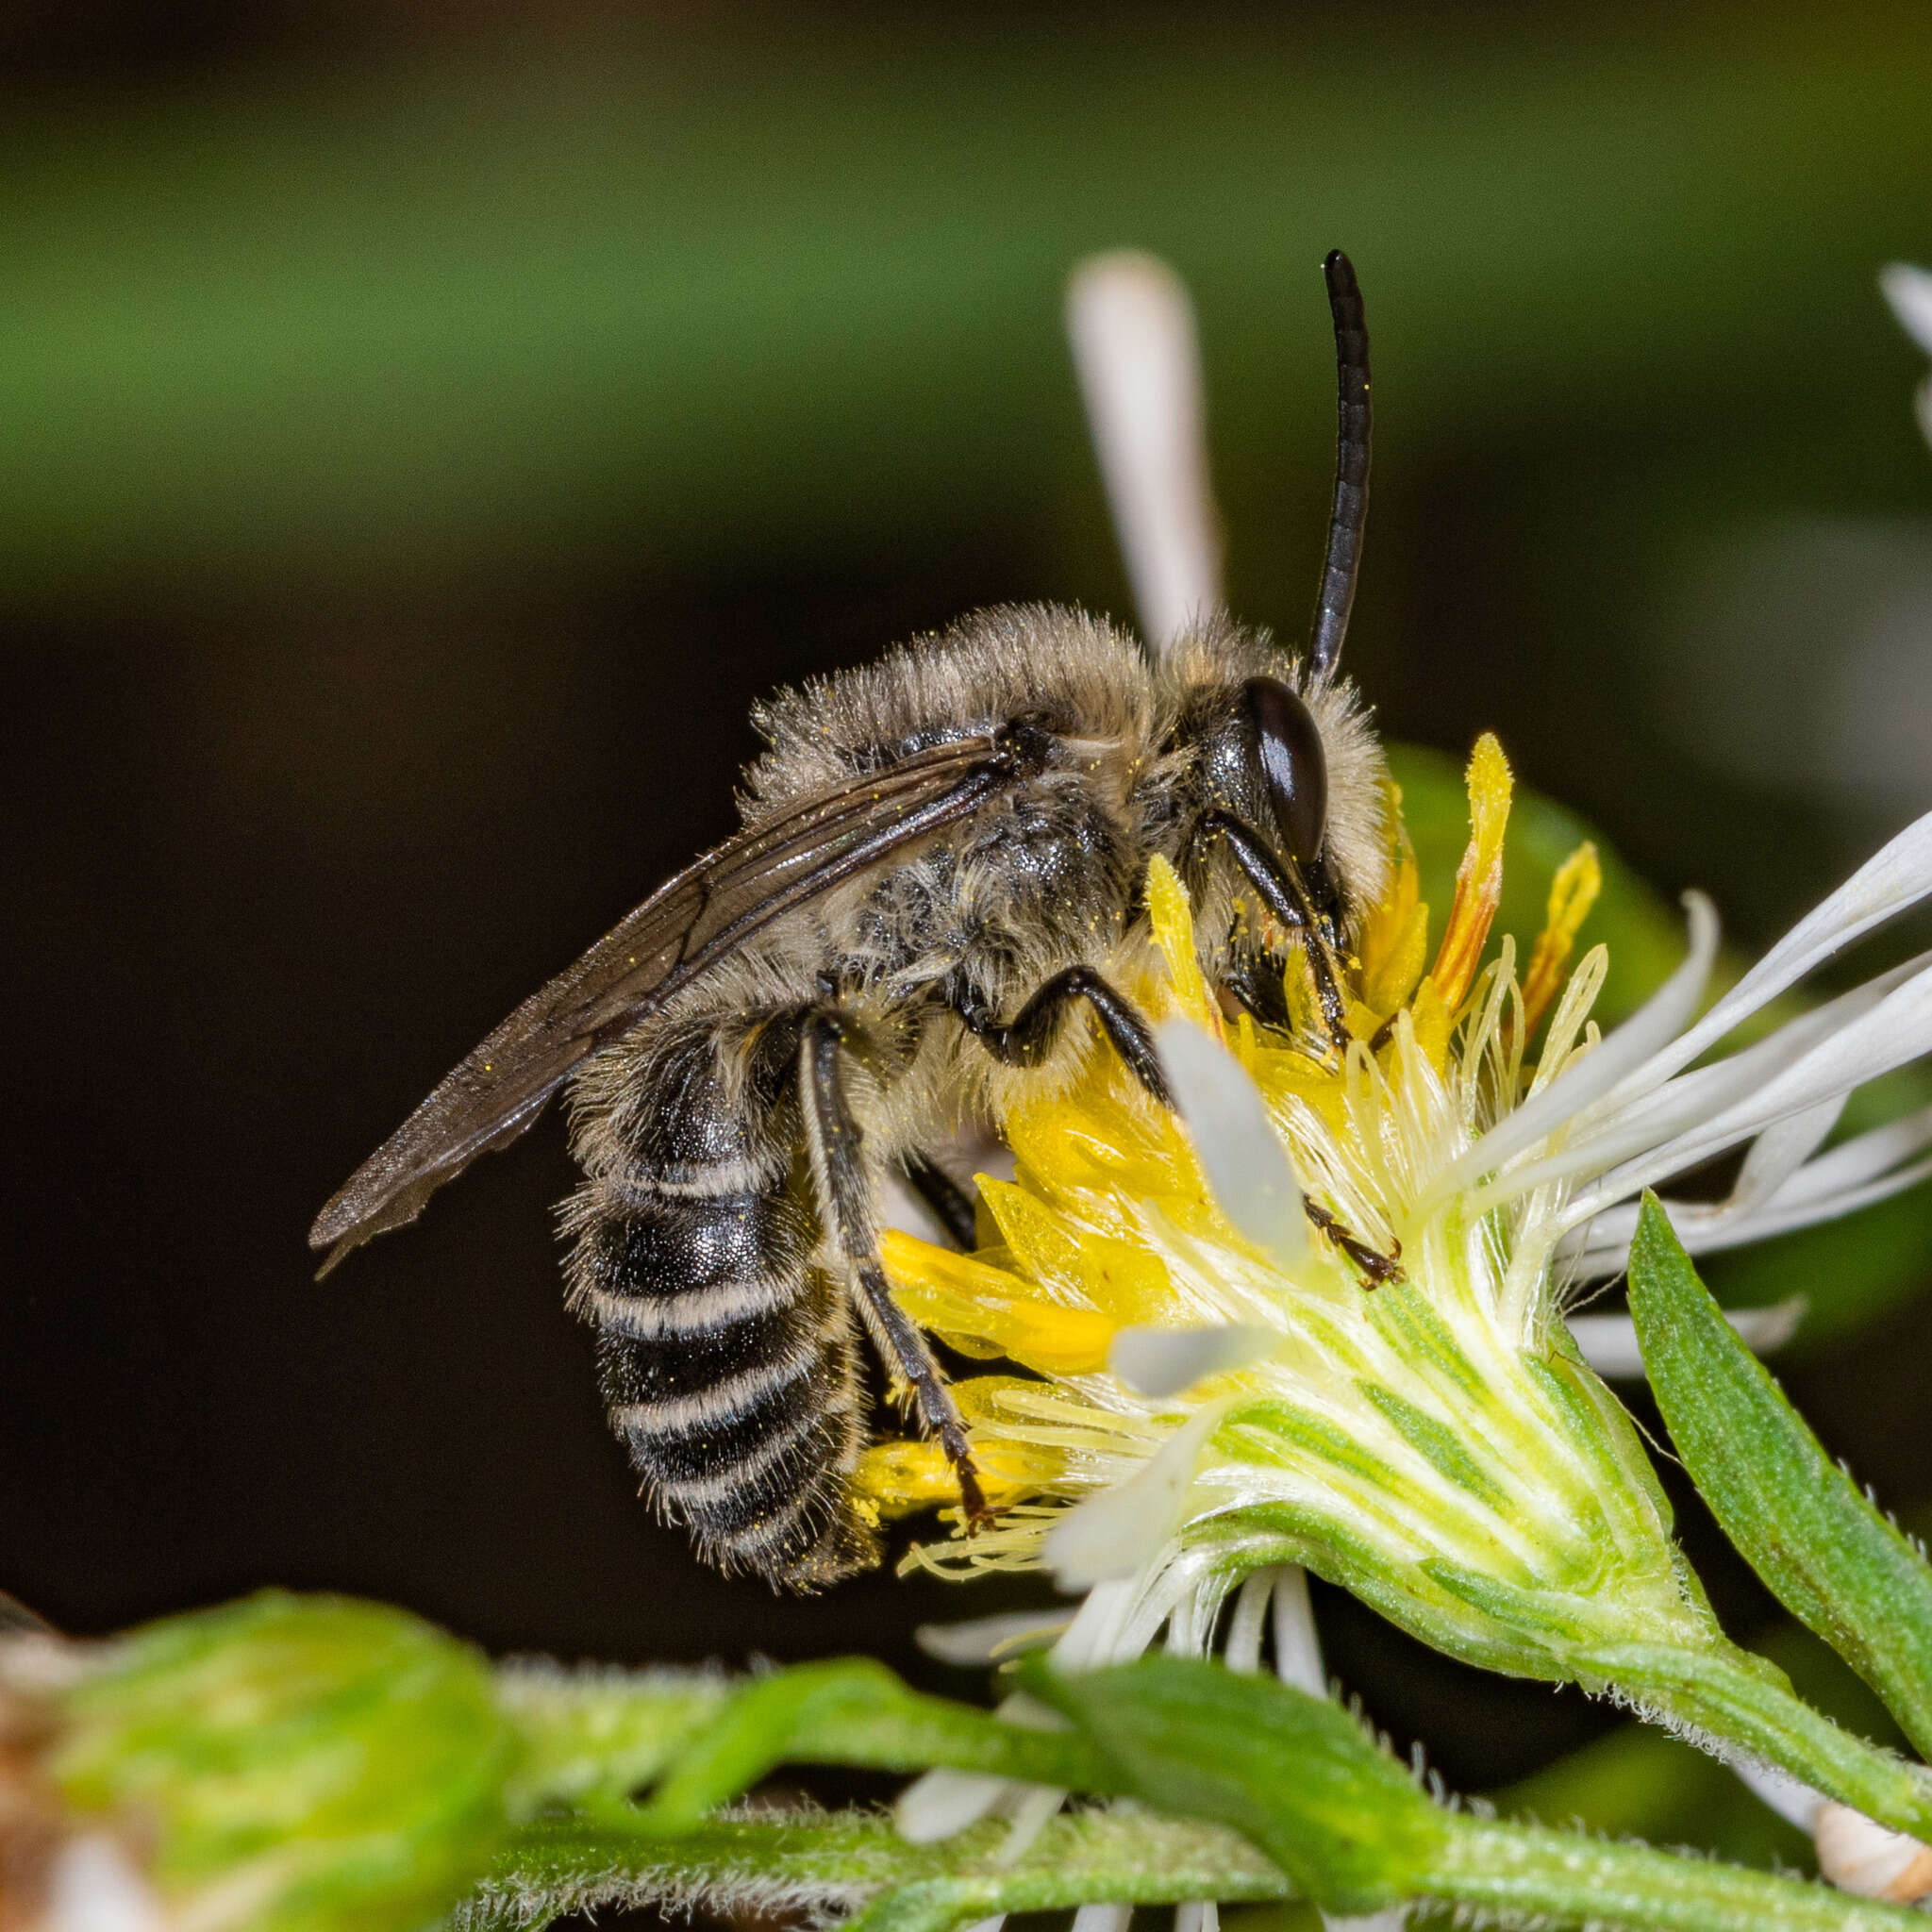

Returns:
799,1009,992,1528
900,1153,979,1249
951,964,1173,1108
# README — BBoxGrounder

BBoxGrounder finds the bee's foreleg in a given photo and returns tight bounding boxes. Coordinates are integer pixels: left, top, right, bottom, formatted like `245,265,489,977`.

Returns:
1187,813,1352,1051
951,964,1173,1108
800,1010,993,1530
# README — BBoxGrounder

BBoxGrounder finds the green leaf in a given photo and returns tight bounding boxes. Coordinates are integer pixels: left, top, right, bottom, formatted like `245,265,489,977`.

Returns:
50,1592,515,1932
1495,1721,1811,1871
1628,1194,1932,1762
1021,1652,1448,1914
633,1657,1106,1832
1024,1655,1931,1932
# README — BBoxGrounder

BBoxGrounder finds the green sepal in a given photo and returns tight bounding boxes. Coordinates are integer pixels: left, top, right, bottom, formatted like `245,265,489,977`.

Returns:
1628,1192,1932,1763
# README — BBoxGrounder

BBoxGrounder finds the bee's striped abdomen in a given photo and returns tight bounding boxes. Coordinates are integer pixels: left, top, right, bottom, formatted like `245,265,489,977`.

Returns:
563,1027,877,1589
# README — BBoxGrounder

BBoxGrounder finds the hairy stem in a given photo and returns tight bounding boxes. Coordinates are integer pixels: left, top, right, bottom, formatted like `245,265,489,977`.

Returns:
458,1810,1291,1932
1431,1819,1925,1932
1584,1640,1932,1842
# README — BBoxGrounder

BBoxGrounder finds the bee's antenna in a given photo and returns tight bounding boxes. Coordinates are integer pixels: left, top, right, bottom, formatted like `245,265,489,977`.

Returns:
1308,249,1371,684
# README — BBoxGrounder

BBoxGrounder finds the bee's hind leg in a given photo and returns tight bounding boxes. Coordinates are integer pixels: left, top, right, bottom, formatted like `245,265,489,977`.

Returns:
800,1010,993,1530
952,965,1173,1108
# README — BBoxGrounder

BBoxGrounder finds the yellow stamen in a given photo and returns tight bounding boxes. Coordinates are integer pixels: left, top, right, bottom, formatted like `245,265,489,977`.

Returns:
853,1380,1068,1519
1357,815,1431,1020
1424,733,1513,1013
1521,841,1602,1038
1144,855,1220,1032
882,1227,1117,1373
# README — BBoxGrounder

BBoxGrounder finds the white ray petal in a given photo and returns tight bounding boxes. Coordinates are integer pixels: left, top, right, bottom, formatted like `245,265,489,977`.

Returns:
1567,1300,1805,1378
1067,252,1224,653
915,1611,1071,1667
1430,892,1720,1202
1072,1908,1134,1932
1731,1098,1847,1205
1569,1164,1928,1269
996,1782,1069,1866
1493,955,1932,1207
1882,263,1932,358
1157,1019,1306,1267
1050,1576,1140,1671
1683,1153,1932,1250
1271,1562,1325,1697
1815,1803,1932,1904
1774,1100,1932,1208
894,1769,1012,1842
1600,809,1932,1110
1110,1323,1277,1398
1117,1549,1225,1663
1223,1568,1277,1675
47,1836,162,1932
1043,1408,1223,1591
1734,1757,1824,1830
1567,959,1932,1225
1564,1124,1932,1271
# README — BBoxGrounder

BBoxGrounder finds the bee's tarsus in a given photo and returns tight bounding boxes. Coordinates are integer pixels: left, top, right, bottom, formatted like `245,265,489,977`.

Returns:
950,1447,996,1535
1191,813,1353,1051
954,964,1172,1109
1304,1200,1403,1288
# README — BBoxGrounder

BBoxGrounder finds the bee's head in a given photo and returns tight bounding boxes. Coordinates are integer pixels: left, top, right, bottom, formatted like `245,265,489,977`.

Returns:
1187,672,1342,932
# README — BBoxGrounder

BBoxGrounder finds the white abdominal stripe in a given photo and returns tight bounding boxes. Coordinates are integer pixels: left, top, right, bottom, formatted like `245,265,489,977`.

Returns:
582,1275,793,1341
610,1341,818,1441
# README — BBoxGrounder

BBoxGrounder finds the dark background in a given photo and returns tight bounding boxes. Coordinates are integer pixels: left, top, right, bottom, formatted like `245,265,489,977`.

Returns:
8,0,1932,1801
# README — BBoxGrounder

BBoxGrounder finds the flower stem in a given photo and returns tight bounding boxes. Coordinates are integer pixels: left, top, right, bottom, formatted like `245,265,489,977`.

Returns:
1431,1819,1922,1932
459,1811,1291,1932
1580,1640,1932,1842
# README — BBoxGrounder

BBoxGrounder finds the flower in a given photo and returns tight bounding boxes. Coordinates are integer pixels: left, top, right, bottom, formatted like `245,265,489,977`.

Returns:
856,740,1932,1728
0,1593,515,1932
1882,261,1932,449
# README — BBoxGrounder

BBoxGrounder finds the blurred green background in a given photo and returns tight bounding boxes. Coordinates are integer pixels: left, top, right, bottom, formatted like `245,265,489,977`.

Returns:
8,0,1932,1879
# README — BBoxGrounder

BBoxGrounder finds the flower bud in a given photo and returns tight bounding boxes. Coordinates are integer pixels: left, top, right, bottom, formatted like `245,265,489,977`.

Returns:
2,1591,515,1932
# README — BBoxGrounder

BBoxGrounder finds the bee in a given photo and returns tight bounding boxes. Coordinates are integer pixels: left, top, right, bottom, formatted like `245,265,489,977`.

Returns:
311,250,1391,1590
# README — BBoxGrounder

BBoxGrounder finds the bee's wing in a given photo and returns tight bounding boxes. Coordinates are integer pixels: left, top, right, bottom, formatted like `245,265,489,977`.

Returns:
310,730,1017,1274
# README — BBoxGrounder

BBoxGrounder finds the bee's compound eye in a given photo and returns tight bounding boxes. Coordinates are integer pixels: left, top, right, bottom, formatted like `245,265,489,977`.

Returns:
1241,676,1327,866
